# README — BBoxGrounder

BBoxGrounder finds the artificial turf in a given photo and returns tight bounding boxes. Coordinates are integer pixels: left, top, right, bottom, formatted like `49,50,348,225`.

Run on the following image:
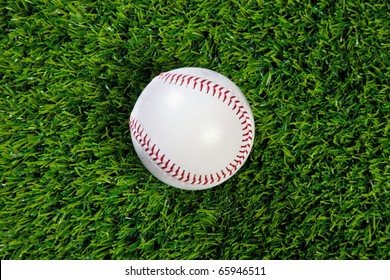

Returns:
0,0,389,260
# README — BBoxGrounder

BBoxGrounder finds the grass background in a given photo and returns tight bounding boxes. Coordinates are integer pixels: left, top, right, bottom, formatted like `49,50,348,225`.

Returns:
1,0,389,259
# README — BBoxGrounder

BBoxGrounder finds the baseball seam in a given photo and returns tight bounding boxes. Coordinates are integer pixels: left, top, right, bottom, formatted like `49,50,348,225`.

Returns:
130,71,254,186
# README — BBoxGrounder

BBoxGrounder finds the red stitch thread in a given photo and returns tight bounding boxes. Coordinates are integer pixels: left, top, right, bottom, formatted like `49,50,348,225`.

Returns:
184,172,190,182
191,175,197,185
193,77,200,89
186,76,194,87
130,71,253,186
218,87,224,99
169,74,177,84
175,74,183,84
163,73,172,83
169,163,176,173
206,81,212,93
199,79,207,91
203,175,208,185
174,166,180,176
179,170,185,180
179,75,188,86
159,154,165,165
212,84,218,96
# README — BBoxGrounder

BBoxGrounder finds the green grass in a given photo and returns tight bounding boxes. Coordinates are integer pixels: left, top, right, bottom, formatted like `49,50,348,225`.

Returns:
1,0,389,260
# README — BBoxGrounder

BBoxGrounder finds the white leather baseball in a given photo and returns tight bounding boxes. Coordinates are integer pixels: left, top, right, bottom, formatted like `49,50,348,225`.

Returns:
129,67,254,190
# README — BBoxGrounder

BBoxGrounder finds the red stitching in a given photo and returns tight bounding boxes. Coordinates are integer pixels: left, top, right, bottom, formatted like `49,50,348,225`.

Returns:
191,175,197,185
130,71,254,186
163,73,172,83
203,175,208,185
169,74,177,84
226,166,233,175
179,170,185,180
184,172,190,182
212,84,218,96
193,77,200,89
175,74,183,84
172,166,179,176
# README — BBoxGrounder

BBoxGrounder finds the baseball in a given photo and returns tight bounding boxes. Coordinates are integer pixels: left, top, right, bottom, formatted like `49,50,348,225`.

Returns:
129,67,255,190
